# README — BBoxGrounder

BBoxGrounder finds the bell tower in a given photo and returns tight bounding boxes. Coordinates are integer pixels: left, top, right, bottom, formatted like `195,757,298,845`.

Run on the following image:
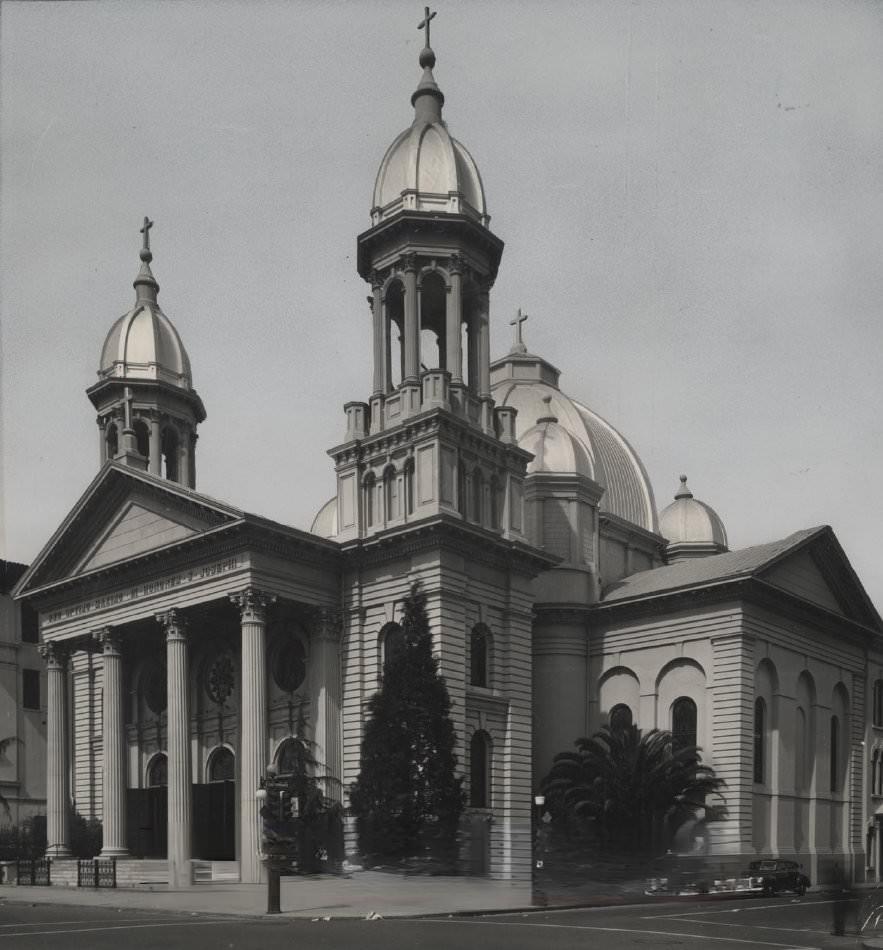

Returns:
87,219,206,487
331,20,526,543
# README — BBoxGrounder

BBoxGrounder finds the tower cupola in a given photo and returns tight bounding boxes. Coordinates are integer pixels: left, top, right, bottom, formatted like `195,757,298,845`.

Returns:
659,475,728,562
87,219,206,486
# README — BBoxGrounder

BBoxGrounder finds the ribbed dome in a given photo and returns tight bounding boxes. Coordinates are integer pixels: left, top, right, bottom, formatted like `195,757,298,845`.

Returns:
492,350,658,533
659,476,728,549
311,496,338,539
371,39,488,227
519,414,593,478
99,303,193,389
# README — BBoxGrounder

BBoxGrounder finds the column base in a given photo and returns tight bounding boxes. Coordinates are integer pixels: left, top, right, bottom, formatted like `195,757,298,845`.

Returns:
99,848,130,858
46,846,72,858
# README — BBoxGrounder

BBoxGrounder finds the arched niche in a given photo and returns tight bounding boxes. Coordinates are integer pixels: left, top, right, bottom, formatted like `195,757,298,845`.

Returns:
598,666,640,727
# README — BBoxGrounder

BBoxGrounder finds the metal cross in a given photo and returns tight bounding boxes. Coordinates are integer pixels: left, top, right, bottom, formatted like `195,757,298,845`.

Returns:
418,6,436,47
510,308,528,347
140,216,153,252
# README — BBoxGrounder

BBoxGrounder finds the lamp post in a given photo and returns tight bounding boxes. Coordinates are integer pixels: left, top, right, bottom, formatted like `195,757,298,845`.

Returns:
258,764,283,915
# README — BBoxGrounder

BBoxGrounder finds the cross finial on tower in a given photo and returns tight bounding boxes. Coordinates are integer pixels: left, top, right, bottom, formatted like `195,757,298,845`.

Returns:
509,308,529,354
418,6,436,48
140,217,154,263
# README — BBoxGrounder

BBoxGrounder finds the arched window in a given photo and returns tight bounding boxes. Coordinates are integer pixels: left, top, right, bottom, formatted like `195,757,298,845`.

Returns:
363,473,376,528
873,752,880,798
489,477,503,530
795,707,807,792
106,422,119,461
383,466,398,521
404,459,414,516
385,280,404,390
133,418,150,458
381,622,405,673
830,715,840,793
470,625,489,688
874,679,883,727
275,737,306,776
754,698,766,784
207,747,234,782
147,753,168,787
161,427,179,481
609,704,633,732
671,697,697,753
470,731,491,808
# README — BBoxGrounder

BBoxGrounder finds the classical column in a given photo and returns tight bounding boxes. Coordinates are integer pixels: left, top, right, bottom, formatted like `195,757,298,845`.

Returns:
230,587,276,885
157,609,192,887
95,627,128,856
371,272,384,397
446,257,464,385
178,437,191,487
310,609,343,802
402,254,420,384
97,415,107,464
148,414,161,475
41,641,71,857
477,289,491,398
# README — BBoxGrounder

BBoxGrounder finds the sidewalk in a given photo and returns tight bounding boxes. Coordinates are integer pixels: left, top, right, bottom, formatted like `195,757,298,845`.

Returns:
0,871,536,918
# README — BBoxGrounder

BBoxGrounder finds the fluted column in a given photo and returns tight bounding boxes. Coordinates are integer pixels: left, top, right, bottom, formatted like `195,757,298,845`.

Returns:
230,587,276,884
402,255,419,384
446,257,464,385
41,641,71,857
371,272,384,397
95,627,128,856
310,609,343,802
157,609,192,887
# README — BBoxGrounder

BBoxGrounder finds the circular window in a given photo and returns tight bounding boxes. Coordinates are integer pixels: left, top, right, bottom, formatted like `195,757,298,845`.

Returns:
205,650,235,706
142,660,166,715
273,638,306,693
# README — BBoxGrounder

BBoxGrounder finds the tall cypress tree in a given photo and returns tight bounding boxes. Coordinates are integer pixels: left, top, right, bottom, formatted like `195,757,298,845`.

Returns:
350,583,464,868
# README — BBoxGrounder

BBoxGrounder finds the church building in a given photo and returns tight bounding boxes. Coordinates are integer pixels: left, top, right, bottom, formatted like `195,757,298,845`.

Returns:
14,22,883,888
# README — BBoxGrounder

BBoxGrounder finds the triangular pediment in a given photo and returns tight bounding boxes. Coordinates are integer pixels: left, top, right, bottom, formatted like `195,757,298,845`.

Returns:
15,463,244,596
759,527,882,630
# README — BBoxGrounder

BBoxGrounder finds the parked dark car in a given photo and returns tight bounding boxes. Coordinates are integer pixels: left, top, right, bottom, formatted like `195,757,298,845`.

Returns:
747,859,810,896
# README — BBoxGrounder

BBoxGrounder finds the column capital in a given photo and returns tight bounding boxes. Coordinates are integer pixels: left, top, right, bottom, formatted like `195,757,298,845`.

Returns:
448,253,467,276
39,641,71,670
309,607,343,643
93,626,123,655
369,268,385,290
230,587,276,624
156,608,189,641
401,252,419,274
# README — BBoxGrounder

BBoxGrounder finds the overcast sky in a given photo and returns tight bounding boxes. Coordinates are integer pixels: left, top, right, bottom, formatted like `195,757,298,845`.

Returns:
2,1,882,608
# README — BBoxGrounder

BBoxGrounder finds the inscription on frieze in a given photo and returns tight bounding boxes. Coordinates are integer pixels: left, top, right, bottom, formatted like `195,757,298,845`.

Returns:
46,557,240,624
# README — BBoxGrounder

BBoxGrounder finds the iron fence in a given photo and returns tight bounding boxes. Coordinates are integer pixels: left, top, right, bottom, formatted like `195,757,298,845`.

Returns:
77,858,116,888
16,859,50,886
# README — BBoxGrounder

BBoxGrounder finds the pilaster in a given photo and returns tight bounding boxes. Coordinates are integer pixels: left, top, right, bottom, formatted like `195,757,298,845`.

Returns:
310,608,343,801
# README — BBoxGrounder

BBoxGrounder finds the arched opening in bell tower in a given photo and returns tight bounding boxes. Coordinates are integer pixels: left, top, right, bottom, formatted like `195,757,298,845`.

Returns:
385,280,404,389
105,422,119,461
133,419,150,459
161,426,180,481
419,270,446,371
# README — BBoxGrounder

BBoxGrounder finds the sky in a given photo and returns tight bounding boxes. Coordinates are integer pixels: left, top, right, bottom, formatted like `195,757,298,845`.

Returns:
2,1,882,609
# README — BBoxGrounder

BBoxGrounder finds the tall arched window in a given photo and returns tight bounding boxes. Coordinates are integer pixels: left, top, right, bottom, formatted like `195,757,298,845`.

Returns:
609,704,633,732
470,625,489,688
830,715,840,793
874,679,883,727
207,747,235,782
404,459,414,516
470,731,491,808
383,466,398,521
147,752,168,787
133,418,150,458
381,622,405,673
754,698,766,784
363,473,376,527
795,707,807,792
671,697,697,753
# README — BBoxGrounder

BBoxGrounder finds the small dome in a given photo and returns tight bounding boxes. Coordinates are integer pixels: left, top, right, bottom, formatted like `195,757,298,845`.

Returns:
371,39,488,226
311,496,338,539
659,476,728,554
519,412,593,478
99,303,193,389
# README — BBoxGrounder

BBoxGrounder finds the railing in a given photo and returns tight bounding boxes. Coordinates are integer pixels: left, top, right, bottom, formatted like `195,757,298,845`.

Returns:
77,858,116,888
16,859,50,886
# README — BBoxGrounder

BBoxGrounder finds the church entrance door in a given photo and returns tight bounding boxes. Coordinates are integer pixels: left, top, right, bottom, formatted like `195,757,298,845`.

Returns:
192,780,236,860
466,814,491,876
126,786,167,858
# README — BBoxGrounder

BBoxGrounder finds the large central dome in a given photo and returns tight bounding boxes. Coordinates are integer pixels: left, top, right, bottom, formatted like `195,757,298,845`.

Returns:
370,43,488,227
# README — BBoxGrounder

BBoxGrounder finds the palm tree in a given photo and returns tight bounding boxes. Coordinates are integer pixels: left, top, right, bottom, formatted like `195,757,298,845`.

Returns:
541,725,726,856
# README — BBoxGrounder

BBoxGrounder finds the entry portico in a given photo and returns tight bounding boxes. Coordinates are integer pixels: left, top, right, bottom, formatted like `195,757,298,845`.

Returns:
20,462,341,885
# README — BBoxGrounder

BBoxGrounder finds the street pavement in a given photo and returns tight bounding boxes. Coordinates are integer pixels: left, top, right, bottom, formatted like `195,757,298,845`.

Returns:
0,893,875,949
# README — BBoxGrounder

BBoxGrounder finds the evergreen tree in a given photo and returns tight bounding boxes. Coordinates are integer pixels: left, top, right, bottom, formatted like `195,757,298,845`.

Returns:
350,584,464,868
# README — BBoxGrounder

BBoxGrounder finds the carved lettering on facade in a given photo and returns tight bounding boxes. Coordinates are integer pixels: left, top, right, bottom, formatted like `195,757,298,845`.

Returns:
45,557,241,624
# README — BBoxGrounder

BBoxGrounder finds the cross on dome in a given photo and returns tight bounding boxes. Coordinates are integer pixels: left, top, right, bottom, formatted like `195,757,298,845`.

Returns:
509,308,529,354
140,217,154,263
418,6,436,48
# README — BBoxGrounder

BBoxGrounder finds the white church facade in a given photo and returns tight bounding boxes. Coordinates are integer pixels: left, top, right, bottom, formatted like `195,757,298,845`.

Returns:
14,26,883,888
